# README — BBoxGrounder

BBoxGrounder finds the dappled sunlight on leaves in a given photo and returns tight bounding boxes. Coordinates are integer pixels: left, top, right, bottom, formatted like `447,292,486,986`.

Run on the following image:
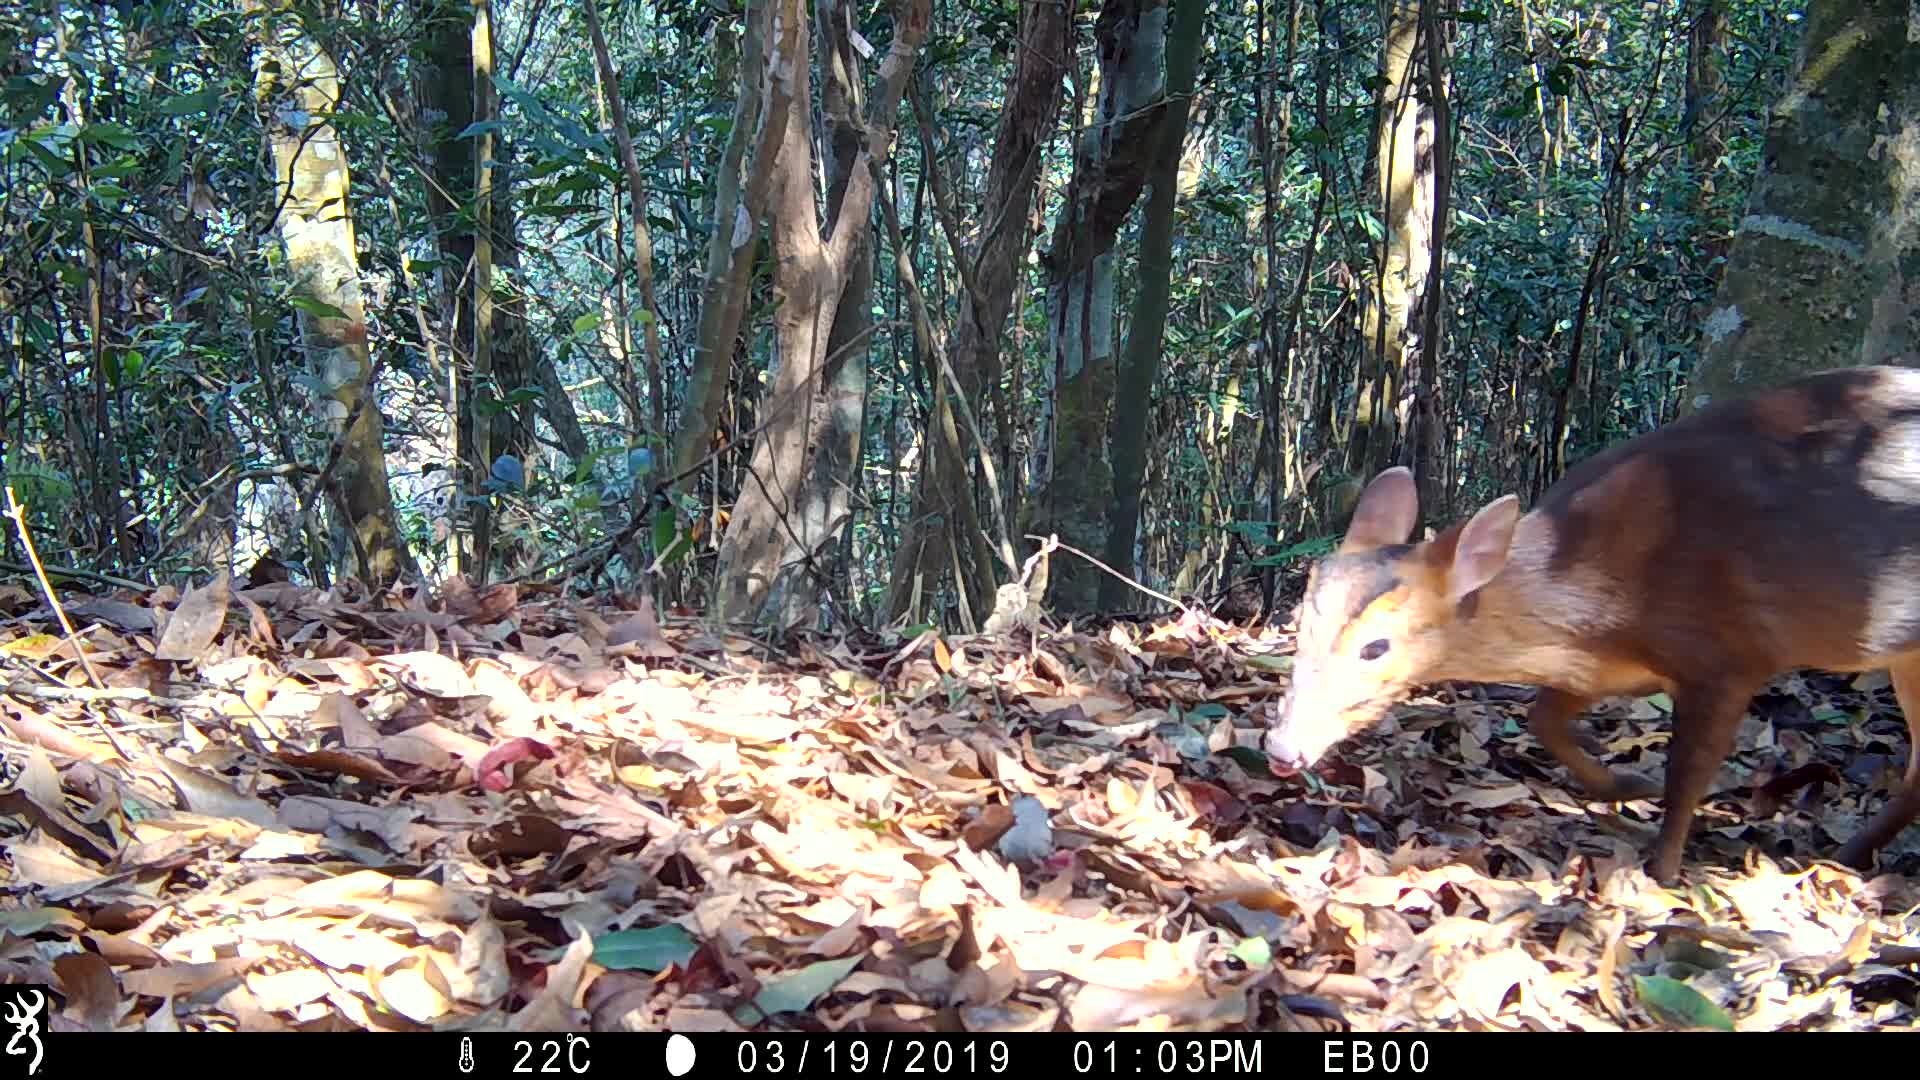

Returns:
0,575,1913,1032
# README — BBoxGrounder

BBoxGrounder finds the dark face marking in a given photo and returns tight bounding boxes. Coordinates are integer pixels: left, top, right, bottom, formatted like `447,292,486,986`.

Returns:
1270,546,1421,771
1300,546,1412,645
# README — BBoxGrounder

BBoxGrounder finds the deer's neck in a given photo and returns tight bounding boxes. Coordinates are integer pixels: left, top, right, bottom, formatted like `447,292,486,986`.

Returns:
1429,513,1637,694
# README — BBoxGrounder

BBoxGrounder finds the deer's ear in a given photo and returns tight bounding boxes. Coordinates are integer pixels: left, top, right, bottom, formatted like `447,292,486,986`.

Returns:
1446,495,1520,603
1341,467,1419,552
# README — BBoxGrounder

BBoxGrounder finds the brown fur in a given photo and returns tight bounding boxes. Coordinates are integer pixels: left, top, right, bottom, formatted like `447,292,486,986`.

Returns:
1266,366,1920,883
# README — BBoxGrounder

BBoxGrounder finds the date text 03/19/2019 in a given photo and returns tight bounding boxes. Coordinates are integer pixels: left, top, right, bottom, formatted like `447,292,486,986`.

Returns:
1072,1037,1431,1075
735,1037,1013,1074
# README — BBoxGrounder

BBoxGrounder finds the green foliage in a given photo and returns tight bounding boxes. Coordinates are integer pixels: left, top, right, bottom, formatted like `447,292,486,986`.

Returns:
1251,535,1337,568
0,0,1809,619
1634,974,1737,1031
2,458,76,507
590,923,697,972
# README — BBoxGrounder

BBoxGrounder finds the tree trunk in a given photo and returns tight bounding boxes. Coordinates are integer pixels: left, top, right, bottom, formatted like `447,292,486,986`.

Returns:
1032,0,1169,615
713,0,930,627
248,1,415,587
1102,0,1205,611
1685,0,1920,412
1347,0,1432,485
486,133,584,466
1686,0,1728,265
884,0,1071,626
583,0,668,453
469,0,499,579
1411,0,1453,521
668,0,794,486
415,0,477,576
815,0,881,628
482,137,549,576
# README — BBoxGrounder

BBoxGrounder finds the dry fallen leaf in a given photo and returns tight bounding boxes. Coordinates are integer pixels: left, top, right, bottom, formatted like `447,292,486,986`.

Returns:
0,574,1907,1037
152,572,233,662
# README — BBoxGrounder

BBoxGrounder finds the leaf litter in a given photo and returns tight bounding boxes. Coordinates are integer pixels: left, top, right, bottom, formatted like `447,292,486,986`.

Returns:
0,576,1913,1034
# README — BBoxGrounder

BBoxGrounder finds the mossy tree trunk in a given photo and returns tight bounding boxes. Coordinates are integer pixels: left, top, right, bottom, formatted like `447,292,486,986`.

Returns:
1102,0,1205,611
1686,0,1920,412
1032,0,1169,615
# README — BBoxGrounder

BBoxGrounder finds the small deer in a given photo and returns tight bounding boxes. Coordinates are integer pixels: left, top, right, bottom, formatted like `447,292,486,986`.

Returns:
1265,366,1920,882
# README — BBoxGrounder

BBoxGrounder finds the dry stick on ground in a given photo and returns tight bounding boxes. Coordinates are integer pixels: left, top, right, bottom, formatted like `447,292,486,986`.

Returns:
4,486,136,761
1,682,192,708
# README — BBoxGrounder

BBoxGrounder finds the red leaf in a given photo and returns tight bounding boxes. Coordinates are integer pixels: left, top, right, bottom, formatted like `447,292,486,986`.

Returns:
476,737,556,792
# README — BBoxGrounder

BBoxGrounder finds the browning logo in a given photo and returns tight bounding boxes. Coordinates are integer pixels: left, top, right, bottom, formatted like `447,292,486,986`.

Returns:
2,986,45,1077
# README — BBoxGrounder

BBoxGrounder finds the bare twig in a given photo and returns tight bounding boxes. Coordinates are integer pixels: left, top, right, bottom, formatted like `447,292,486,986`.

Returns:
0,561,149,592
4,486,136,760
1021,533,1195,615
1,682,192,708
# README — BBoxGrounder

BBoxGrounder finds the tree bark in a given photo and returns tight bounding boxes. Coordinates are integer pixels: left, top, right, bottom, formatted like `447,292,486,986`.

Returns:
668,0,794,487
1347,0,1432,485
1685,0,1920,412
884,0,1071,626
248,0,415,587
1032,0,1169,615
1102,0,1205,610
481,137,549,576
1686,0,1728,265
470,0,498,578
1411,0,1452,521
815,0,881,626
713,0,930,626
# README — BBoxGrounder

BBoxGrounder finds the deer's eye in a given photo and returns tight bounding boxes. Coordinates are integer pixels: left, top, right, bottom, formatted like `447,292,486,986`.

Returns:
1358,639,1390,662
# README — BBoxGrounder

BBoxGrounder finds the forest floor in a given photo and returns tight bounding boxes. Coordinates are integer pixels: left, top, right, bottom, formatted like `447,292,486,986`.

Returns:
0,568,1915,1034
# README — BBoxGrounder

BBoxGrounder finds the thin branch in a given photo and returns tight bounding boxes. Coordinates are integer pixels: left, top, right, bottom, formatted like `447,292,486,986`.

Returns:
4,486,136,761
